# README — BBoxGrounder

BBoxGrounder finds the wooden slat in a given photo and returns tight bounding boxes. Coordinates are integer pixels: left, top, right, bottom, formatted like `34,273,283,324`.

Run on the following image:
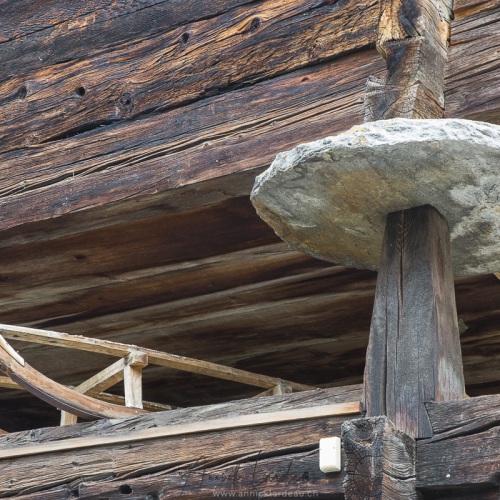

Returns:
0,324,313,391
0,401,361,460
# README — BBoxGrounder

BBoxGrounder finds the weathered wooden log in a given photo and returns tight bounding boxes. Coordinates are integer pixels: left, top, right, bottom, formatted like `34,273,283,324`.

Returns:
342,416,417,499
364,206,466,438
445,5,500,122
0,0,378,151
417,394,500,495
0,386,362,496
0,49,384,231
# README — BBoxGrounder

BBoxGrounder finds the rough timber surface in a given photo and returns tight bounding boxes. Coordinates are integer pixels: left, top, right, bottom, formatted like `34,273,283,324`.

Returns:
0,0,500,434
0,0,378,151
0,386,362,498
417,394,500,495
251,118,500,276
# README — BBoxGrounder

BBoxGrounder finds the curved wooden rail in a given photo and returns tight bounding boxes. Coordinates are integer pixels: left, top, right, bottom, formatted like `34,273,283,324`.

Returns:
0,335,147,420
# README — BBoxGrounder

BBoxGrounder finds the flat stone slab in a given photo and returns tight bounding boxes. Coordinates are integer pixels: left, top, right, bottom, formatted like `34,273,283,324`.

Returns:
251,118,500,276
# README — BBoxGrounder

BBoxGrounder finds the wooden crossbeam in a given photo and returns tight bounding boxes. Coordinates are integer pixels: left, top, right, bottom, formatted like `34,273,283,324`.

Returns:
0,324,313,391
0,401,362,460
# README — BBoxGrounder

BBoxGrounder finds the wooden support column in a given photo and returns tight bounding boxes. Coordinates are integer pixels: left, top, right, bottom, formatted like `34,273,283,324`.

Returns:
363,206,466,438
342,417,417,499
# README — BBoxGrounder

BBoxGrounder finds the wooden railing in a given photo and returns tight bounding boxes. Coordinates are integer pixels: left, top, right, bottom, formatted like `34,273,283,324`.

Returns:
0,324,314,426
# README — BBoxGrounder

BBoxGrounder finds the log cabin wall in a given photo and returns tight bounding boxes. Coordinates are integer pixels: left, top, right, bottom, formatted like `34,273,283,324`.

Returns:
0,0,499,432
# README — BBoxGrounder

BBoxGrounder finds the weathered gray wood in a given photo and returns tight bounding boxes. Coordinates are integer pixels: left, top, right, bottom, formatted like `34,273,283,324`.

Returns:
417,394,500,494
417,425,500,490
77,448,345,499
364,206,466,438
426,393,500,437
342,416,417,499
0,385,362,449
0,415,359,496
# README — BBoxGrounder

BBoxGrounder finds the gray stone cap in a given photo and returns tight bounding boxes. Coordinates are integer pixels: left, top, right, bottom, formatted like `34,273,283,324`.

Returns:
251,118,500,276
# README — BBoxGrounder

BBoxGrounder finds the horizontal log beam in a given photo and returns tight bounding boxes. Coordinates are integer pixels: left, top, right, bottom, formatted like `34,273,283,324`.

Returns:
416,394,500,492
0,0,378,151
445,6,500,122
0,386,362,496
0,49,384,231
0,401,361,459
79,449,345,499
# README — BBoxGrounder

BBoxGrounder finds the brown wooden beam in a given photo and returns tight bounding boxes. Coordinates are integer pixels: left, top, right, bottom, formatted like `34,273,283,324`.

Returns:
0,0,378,151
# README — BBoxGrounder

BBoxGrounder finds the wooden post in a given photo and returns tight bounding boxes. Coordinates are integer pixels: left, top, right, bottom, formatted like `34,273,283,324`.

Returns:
363,205,466,438
342,417,417,499
124,352,148,409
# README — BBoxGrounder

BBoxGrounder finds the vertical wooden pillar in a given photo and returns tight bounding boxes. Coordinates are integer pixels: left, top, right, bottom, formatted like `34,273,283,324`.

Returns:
363,205,466,438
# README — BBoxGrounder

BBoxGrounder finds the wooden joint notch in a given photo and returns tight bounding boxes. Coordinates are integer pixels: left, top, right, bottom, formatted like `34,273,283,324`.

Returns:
367,0,453,121
365,36,446,120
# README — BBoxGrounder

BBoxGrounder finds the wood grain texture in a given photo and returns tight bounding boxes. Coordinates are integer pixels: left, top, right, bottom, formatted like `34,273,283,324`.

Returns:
0,0,378,151
366,0,452,119
0,385,362,449
417,394,500,491
0,1,255,72
445,6,500,123
0,387,362,497
364,206,466,438
342,417,417,499
0,49,384,230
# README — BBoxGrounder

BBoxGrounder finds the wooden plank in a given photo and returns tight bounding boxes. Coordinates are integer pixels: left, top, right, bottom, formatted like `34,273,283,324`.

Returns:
0,324,313,391
0,0,378,151
363,206,466,438
342,417,417,499
0,401,361,459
